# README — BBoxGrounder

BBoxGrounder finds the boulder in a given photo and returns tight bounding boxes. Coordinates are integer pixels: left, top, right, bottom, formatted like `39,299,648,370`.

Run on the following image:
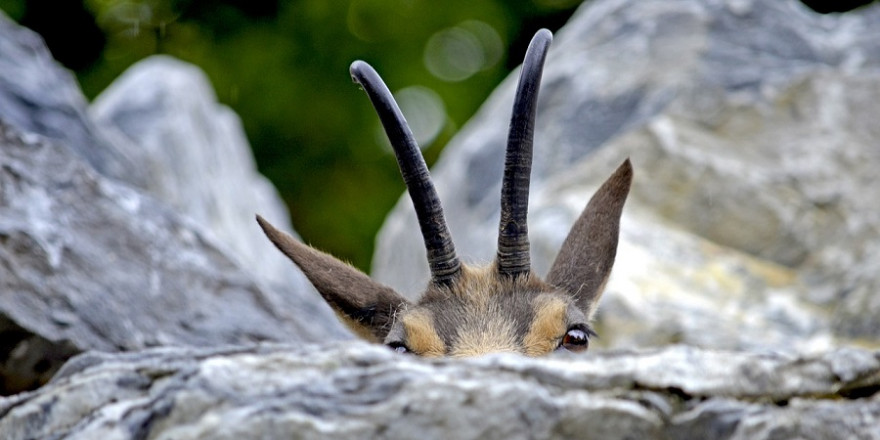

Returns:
0,123,335,394
0,14,347,395
89,55,318,295
372,0,880,350
0,10,146,188
1,343,878,439
0,11,331,312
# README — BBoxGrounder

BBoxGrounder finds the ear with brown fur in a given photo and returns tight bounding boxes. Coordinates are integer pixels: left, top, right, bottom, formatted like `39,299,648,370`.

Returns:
546,159,632,317
256,215,410,341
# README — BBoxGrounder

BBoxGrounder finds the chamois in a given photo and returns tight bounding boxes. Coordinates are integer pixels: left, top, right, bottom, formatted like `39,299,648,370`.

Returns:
256,29,632,357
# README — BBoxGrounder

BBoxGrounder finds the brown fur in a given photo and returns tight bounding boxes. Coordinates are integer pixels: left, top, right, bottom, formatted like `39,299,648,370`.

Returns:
522,295,569,356
395,265,571,357
547,159,633,317
449,319,519,357
333,310,380,342
256,215,409,341
401,310,446,357
424,265,549,304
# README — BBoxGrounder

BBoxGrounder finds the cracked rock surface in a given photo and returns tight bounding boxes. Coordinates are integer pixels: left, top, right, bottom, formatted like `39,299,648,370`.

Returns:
1,343,878,440
0,10,346,396
0,123,319,394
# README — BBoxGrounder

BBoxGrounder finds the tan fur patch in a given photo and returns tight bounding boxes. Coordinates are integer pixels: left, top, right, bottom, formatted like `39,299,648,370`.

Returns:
333,310,380,342
522,295,568,356
414,262,562,357
447,265,498,307
402,310,446,357
445,264,550,302
449,317,518,358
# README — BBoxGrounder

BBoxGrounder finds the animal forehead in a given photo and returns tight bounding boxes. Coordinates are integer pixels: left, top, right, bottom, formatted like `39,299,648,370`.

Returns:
409,288,576,350
424,265,556,303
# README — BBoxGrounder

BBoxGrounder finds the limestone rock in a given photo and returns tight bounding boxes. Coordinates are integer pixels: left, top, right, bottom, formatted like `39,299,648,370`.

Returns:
0,13,350,394
1,343,878,439
0,123,336,394
91,56,302,291
89,56,342,334
372,0,880,350
0,10,146,187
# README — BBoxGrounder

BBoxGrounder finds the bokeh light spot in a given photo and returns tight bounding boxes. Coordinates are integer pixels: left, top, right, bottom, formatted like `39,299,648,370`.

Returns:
459,20,503,71
424,21,502,82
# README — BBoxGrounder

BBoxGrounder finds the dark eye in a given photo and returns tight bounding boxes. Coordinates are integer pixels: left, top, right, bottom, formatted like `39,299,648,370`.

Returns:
558,326,593,352
387,341,411,354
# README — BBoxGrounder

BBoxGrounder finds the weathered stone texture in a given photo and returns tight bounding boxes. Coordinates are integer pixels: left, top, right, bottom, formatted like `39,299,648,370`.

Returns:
0,123,321,393
0,10,346,396
1,343,878,440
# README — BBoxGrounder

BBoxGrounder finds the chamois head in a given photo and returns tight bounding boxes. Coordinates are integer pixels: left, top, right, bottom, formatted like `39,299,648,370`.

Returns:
257,29,632,357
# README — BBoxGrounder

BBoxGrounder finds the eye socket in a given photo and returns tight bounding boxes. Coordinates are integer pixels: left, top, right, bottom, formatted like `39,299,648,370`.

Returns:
387,341,411,354
557,325,594,353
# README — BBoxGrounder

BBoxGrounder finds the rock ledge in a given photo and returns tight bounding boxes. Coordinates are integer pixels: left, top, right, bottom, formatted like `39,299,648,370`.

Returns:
1,343,878,440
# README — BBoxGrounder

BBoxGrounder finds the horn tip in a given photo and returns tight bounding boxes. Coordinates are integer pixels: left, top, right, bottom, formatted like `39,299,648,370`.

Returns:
535,28,553,43
350,60,373,84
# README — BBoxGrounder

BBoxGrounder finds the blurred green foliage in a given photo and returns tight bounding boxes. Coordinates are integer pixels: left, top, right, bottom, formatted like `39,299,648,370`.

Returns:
1,0,582,271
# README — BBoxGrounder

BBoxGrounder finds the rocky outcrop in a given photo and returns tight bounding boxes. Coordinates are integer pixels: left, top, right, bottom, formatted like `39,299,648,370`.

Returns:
373,0,880,351
1,343,878,440
89,56,311,293
0,122,327,394
0,11,346,396
0,10,145,188
87,55,344,340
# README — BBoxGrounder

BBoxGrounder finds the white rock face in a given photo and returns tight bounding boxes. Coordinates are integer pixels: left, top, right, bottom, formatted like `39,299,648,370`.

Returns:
372,0,880,351
2,343,878,440
89,56,348,342
0,12,348,396
0,122,333,394
0,9,145,187
91,56,307,293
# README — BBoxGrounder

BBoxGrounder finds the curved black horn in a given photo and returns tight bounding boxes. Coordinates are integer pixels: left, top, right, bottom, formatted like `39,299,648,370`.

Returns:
497,28,552,278
350,60,461,286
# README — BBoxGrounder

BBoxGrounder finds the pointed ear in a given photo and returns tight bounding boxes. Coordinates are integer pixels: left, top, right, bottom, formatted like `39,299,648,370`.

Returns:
546,159,632,317
256,215,410,341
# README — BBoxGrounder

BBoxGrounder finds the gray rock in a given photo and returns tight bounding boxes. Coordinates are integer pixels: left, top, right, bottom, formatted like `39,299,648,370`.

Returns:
89,56,344,336
0,10,146,188
1,343,878,439
0,14,349,394
373,0,880,350
0,123,327,394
